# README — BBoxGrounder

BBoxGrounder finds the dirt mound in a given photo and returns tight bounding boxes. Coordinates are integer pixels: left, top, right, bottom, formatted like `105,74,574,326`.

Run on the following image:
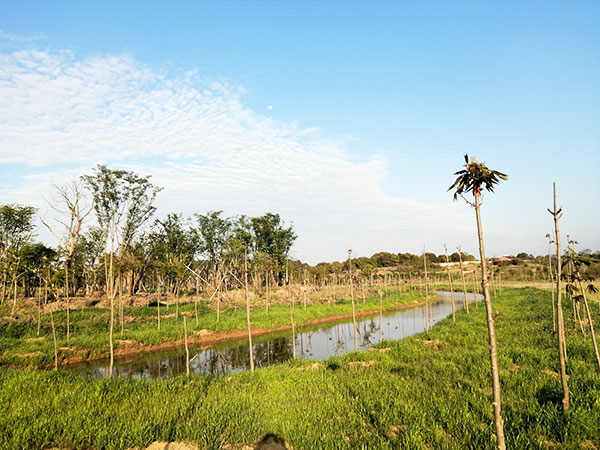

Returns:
138,442,198,450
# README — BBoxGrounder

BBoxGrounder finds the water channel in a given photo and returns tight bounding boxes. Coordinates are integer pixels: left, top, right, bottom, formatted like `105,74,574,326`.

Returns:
70,291,483,379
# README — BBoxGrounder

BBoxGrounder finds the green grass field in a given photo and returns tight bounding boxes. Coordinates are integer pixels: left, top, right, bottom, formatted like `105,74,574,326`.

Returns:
0,287,598,449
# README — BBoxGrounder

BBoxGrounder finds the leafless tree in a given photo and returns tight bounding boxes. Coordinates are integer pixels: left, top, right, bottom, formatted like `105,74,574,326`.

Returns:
444,244,456,323
547,183,569,412
348,249,358,351
41,180,92,345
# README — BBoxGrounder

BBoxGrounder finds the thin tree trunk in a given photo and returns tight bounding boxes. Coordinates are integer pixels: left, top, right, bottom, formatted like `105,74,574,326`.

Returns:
109,292,114,379
379,290,383,344
303,270,307,310
45,270,49,309
289,280,296,359
0,269,6,306
578,279,600,371
472,270,479,308
50,309,58,370
348,250,358,352
157,278,161,331
183,315,190,377
65,261,70,346
217,292,221,323
444,245,456,323
572,296,578,331
11,276,17,317
109,237,114,300
551,182,569,412
332,274,336,302
195,278,199,326
104,252,109,299
458,248,469,314
475,194,506,450
423,245,430,330
575,299,585,335
361,281,366,304
244,253,254,372
119,272,124,336
491,270,497,298
175,285,179,319
548,251,556,332
266,270,270,315
37,278,42,336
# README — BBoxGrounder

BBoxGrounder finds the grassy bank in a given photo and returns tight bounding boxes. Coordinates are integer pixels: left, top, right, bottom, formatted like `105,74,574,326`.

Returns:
0,287,598,449
0,289,426,368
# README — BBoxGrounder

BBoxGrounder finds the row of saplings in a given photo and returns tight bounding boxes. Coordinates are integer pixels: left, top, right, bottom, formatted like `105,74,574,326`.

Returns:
449,155,599,450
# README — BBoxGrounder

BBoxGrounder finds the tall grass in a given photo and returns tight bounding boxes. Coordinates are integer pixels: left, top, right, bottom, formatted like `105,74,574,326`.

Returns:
0,288,598,449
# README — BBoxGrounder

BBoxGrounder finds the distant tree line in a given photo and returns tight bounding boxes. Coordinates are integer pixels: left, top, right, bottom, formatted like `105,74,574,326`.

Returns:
1,164,598,306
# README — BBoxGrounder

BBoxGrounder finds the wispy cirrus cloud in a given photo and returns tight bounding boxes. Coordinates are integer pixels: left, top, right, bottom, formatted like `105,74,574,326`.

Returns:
0,30,46,43
0,47,471,263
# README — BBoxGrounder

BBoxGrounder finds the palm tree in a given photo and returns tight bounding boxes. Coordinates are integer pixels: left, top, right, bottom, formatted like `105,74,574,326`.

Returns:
449,154,507,450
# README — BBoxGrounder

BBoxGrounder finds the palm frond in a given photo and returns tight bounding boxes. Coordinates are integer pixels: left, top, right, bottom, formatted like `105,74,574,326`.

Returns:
448,154,508,200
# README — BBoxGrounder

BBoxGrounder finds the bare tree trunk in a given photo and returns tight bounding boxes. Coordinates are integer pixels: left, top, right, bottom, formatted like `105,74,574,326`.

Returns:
103,252,109,298
109,237,114,300
303,269,307,311
109,291,114,378
195,278,199,326
379,290,383,344
184,315,190,377
361,280,366,304
266,270,270,315
423,245,430,330
175,284,180,319
217,291,221,323
578,279,600,371
37,277,42,336
119,272,124,337
65,261,70,346
50,309,58,370
106,247,115,380
458,247,469,314
348,250,358,352
444,244,456,323
548,250,556,332
551,182,569,413
575,299,586,335
11,275,17,317
0,269,6,306
289,280,296,359
332,274,336,302
244,254,254,372
157,277,161,331
498,272,502,295
471,270,477,304
475,194,506,450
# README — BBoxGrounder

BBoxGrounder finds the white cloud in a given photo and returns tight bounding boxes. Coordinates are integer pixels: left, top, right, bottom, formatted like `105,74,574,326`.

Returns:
0,48,473,263
0,30,46,43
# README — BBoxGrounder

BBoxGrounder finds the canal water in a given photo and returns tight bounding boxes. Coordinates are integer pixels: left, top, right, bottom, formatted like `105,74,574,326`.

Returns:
70,291,482,379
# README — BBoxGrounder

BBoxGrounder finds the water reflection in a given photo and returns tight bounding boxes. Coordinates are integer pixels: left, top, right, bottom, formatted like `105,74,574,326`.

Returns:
70,291,482,379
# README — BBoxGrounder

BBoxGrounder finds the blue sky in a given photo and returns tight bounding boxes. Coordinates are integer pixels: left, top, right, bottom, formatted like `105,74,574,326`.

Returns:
1,1,598,263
